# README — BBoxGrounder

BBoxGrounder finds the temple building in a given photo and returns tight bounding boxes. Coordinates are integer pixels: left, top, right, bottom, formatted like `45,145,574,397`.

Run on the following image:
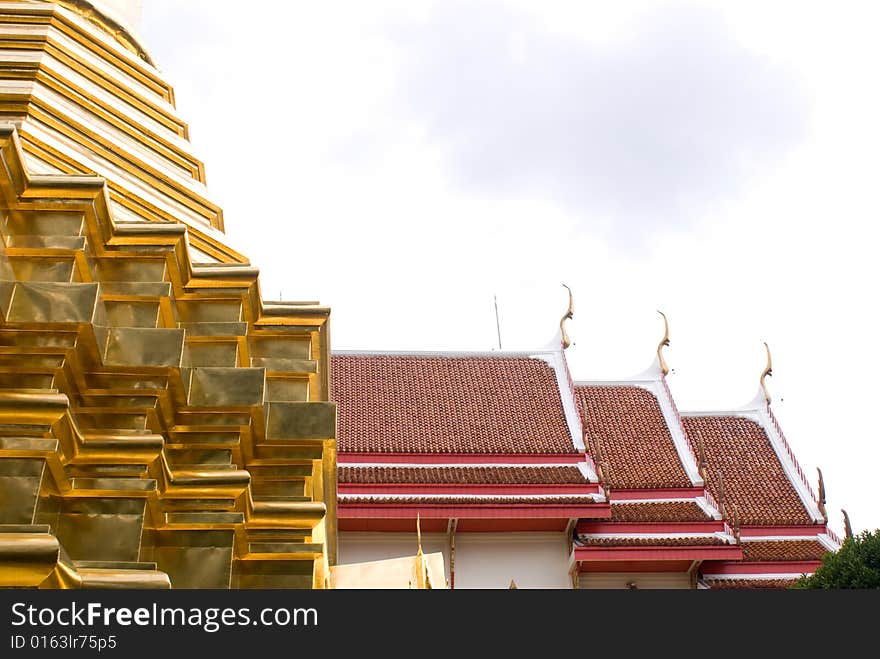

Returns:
0,1,843,589
332,306,843,588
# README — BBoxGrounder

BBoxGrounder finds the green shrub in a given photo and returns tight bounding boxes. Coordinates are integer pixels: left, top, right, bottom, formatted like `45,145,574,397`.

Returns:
792,530,880,589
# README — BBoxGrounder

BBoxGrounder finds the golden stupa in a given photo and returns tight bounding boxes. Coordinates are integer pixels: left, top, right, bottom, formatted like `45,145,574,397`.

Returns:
0,0,342,589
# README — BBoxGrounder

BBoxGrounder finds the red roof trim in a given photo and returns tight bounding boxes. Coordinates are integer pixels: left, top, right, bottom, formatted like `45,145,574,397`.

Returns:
339,518,573,533
577,521,727,535
339,484,601,496
575,545,743,564
338,503,611,519
701,560,820,576
579,560,694,573
338,453,587,464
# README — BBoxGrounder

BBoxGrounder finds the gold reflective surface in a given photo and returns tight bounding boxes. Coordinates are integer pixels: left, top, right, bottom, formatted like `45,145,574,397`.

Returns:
0,1,337,589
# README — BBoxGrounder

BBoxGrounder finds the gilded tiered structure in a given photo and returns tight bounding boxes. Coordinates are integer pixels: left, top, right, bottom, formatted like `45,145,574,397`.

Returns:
0,1,337,588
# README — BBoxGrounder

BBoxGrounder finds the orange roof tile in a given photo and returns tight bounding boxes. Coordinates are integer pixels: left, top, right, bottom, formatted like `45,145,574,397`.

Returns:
339,465,586,484
741,540,828,562
611,502,711,522
575,385,691,488
704,578,798,589
583,536,727,547
682,416,813,525
332,354,577,454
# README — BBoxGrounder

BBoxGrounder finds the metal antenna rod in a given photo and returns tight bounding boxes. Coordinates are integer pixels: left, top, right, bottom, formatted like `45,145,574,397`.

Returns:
494,294,502,350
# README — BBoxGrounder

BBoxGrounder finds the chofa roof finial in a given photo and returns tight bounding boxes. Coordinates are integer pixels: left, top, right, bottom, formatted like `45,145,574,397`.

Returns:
842,509,853,541
598,459,612,499
760,342,773,404
560,284,574,349
816,468,828,523
694,430,709,482
593,434,612,497
716,469,727,520
656,310,670,376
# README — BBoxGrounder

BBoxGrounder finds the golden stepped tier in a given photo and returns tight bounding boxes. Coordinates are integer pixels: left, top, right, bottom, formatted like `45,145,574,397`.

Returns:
0,1,338,589
0,0,240,260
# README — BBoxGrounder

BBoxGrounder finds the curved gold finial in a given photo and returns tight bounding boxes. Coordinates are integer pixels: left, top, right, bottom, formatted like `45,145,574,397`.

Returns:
816,468,828,522
656,310,670,375
509,579,518,589
560,284,574,349
760,342,773,404
842,509,853,540
416,513,423,557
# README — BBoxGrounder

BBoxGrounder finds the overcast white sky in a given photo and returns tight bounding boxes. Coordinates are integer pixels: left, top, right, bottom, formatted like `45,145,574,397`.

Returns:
137,1,878,535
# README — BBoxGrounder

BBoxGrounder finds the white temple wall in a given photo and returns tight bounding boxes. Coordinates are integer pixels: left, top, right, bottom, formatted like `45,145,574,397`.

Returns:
338,532,572,589
578,571,692,589
453,533,572,589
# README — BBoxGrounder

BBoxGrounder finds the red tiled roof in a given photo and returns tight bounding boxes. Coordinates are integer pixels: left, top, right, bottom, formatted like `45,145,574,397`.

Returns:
682,416,813,525
339,495,595,505
338,465,586,485
704,578,798,590
582,536,727,547
742,540,828,562
331,354,577,454
575,385,691,489
610,502,711,522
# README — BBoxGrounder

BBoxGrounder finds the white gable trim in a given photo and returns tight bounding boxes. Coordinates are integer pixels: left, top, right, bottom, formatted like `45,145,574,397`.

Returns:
695,496,723,520
532,351,585,453
575,461,598,483
817,534,841,551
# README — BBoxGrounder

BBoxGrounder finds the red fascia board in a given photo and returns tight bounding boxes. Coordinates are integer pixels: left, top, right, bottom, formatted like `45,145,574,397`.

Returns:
577,521,727,535
454,518,571,532
338,503,612,520
338,453,586,465
575,545,743,564
339,484,601,495
701,560,821,576
610,488,706,500
739,525,828,538
339,518,572,533
579,560,693,574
